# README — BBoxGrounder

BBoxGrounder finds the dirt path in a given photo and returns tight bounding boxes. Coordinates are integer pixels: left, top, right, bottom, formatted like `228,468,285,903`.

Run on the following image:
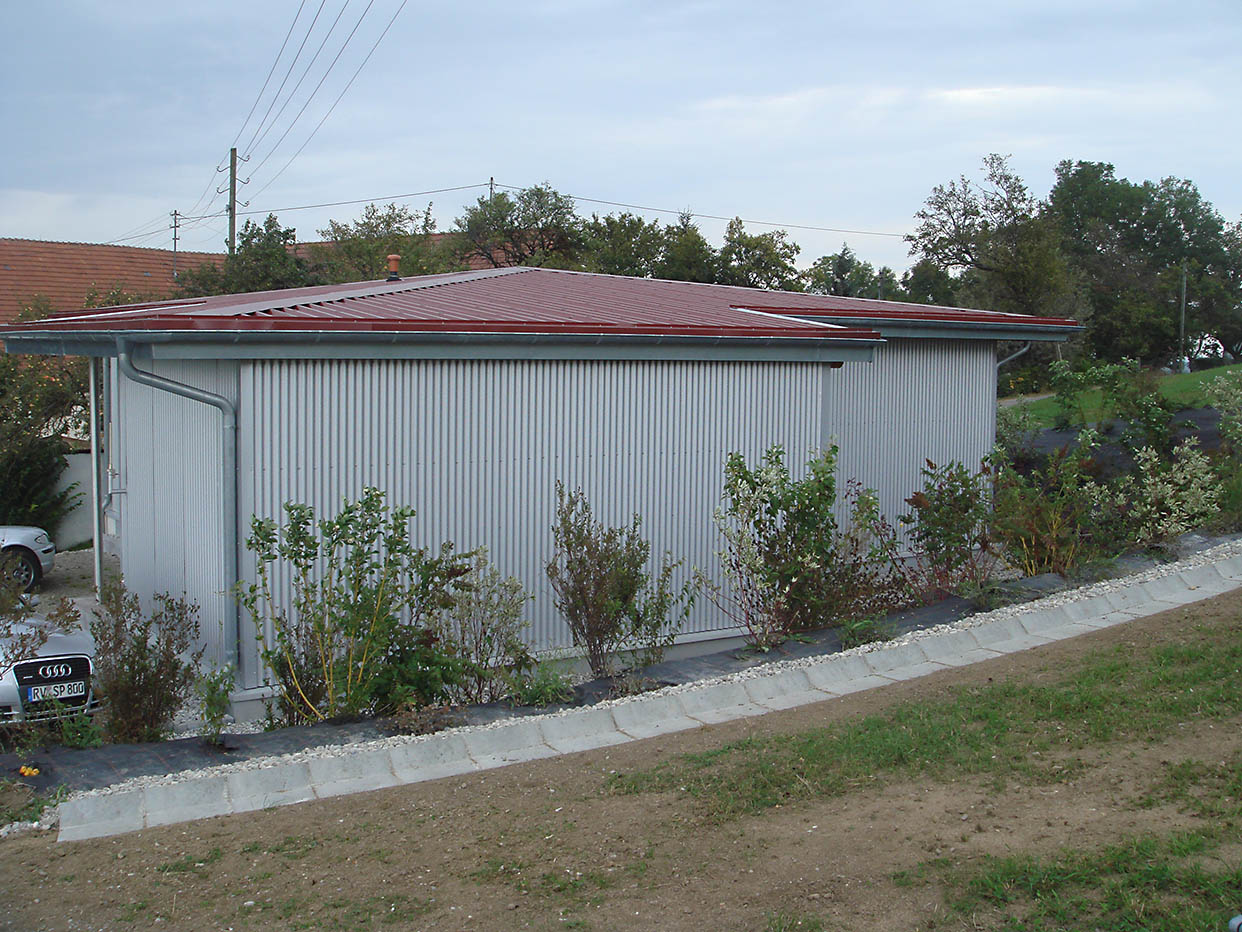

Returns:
3,591,1241,931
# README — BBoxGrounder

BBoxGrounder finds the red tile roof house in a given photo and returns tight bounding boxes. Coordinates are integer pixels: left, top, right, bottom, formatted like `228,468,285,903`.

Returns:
0,238,225,324
1,267,1079,718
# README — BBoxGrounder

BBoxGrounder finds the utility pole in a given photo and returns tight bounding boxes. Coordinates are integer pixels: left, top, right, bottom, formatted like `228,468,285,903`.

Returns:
489,176,495,202
170,210,180,278
1179,260,1189,374
228,146,238,255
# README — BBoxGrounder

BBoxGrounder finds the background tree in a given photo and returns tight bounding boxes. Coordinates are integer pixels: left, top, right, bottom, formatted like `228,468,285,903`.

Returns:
653,212,718,283
716,218,803,291
907,153,1078,320
900,259,959,306
1047,161,1240,363
311,202,461,282
581,212,665,278
176,214,320,297
452,183,584,269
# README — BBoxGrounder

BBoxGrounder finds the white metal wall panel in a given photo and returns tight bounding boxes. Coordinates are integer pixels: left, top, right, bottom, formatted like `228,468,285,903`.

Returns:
115,359,239,671
826,338,997,526
236,341,994,661
239,358,825,658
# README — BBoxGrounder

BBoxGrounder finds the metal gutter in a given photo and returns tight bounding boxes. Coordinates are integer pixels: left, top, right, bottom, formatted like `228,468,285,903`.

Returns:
785,315,1083,342
3,328,883,363
115,339,241,674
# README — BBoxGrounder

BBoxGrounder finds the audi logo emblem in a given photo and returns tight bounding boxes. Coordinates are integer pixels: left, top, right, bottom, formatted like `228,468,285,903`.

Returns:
38,663,73,680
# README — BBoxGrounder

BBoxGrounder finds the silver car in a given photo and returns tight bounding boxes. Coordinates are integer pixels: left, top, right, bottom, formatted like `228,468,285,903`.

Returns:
0,526,56,592
0,615,97,724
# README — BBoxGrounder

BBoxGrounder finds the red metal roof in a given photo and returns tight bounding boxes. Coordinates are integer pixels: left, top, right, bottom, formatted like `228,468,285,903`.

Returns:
4,269,884,341
0,267,1079,342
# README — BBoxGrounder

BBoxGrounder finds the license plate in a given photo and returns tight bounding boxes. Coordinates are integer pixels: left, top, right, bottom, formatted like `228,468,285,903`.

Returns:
27,681,86,703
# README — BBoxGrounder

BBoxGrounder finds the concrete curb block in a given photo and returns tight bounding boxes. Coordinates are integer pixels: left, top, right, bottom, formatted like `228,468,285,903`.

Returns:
54,551,1242,843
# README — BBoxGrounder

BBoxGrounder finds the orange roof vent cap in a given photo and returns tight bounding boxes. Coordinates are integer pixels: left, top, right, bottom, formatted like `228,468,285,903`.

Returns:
386,254,401,282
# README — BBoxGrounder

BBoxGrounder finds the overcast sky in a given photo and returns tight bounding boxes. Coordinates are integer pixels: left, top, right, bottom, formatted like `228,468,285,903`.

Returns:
2,0,1239,274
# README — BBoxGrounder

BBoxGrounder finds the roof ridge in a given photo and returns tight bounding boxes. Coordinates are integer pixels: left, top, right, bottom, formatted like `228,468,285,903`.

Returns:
0,237,224,255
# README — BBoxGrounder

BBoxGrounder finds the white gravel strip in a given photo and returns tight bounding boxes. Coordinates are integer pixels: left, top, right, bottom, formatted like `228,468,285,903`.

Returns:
12,535,1242,836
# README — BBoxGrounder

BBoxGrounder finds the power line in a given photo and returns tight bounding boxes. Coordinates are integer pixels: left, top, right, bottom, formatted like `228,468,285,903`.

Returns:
107,213,172,245
230,0,310,152
182,182,487,221
243,0,358,163
494,184,907,239
247,0,385,187
242,0,331,158
246,0,409,199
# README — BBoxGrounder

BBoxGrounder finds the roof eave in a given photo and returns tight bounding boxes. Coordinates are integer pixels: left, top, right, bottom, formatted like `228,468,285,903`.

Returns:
1,328,881,365
786,314,1083,342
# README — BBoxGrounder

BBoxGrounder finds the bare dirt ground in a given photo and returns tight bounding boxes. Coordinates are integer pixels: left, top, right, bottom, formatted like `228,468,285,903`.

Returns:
2,591,1240,932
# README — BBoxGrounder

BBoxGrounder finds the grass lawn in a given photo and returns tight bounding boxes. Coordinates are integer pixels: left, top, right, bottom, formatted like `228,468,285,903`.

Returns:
5,592,1242,931
1004,363,1242,428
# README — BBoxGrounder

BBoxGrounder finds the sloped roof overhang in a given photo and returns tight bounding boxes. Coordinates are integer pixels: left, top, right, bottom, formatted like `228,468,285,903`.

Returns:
2,327,881,364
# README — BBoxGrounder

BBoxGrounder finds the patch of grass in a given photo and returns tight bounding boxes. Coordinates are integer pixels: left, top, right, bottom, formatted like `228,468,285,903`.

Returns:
943,831,1242,931
116,900,149,922
157,846,222,874
266,834,322,860
763,911,826,931
1008,363,1242,428
610,632,1242,820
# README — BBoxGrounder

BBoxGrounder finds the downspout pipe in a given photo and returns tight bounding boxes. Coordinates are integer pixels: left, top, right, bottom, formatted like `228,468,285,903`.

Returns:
997,341,1033,370
116,339,240,674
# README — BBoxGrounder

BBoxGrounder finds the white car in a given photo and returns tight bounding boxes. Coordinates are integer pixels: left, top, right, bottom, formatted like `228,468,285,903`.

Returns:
1,525,56,592
0,618,97,723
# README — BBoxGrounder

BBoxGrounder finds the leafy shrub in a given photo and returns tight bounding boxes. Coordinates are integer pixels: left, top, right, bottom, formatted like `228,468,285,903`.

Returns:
992,432,1121,576
0,344,88,534
367,627,465,713
1111,441,1220,547
91,581,203,743
995,404,1041,467
238,487,474,724
431,551,532,705
195,664,235,745
1205,370,1242,454
507,661,574,706
0,575,78,675
1048,358,1100,430
705,445,904,650
1097,359,1174,454
546,482,695,679
898,459,999,602
0,435,81,535
1210,454,1242,532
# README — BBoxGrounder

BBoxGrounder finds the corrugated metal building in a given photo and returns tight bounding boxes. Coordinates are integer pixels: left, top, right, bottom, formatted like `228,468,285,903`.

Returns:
2,267,1078,702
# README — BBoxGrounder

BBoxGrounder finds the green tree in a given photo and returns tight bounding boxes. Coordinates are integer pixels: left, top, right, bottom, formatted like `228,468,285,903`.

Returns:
452,182,585,269
176,214,320,297
717,218,803,291
907,154,1077,319
1047,161,1240,362
311,202,461,282
581,212,665,278
900,259,959,306
806,244,878,297
653,212,718,283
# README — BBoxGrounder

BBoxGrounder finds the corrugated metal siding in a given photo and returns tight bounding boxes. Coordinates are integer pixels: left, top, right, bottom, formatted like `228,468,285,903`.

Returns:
236,342,994,663
110,341,995,685
115,358,238,671
827,338,997,524
239,358,825,662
